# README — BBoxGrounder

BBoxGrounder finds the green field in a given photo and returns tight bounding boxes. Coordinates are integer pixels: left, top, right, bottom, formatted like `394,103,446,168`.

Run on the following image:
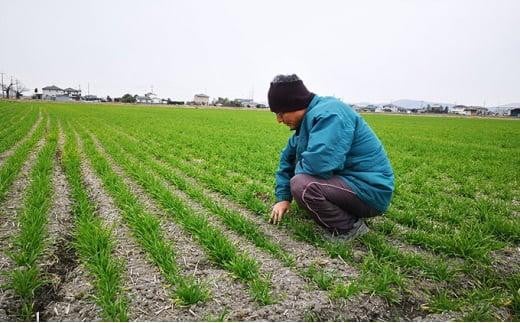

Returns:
0,100,518,321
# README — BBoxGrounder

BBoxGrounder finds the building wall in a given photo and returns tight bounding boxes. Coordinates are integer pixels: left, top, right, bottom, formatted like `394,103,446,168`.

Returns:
194,95,209,105
55,95,72,102
43,89,64,97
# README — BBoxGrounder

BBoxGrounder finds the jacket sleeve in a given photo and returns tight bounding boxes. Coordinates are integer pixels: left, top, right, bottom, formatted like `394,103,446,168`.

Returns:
275,136,297,202
295,113,354,179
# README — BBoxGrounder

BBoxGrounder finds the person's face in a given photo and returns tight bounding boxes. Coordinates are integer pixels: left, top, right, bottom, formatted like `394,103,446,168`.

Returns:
275,109,307,130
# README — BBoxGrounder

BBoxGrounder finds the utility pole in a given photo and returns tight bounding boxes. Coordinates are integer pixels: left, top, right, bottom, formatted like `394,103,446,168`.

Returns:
0,72,4,98
9,76,13,99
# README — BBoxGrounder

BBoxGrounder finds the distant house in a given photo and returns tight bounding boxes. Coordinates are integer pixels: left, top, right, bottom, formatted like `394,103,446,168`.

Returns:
30,88,42,100
510,108,520,117
82,95,100,102
236,98,253,107
236,98,263,108
426,104,445,113
135,92,162,104
166,99,185,105
464,106,488,116
55,95,72,102
135,95,153,104
358,105,377,113
42,85,64,99
494,108,511,116
64,87,81,100
450,105,467,115
145,92,162,104
42,85,82,101
194,94,209,105
381,104,399,113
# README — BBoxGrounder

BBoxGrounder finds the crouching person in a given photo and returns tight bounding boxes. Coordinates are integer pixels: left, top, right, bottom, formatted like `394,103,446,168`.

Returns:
267,74,395,240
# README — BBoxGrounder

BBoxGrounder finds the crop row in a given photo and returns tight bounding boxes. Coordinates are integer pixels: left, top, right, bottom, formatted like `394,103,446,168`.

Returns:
0,106,32,147
59,111,500,319
64,105,517,320
0,111,45,203
0,101,518,320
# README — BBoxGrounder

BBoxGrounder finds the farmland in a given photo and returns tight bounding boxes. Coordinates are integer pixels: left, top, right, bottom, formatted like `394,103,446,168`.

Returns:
0,100,518,321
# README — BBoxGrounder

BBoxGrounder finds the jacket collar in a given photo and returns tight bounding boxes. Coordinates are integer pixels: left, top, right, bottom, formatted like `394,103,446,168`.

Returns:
294,94,320,134
306,94,320,112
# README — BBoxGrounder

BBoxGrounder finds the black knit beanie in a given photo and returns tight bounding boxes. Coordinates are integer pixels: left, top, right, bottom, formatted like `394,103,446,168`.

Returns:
268,74,314,113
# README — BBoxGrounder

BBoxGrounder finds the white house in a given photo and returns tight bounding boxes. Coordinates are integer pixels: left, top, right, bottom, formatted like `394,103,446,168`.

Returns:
64,87,81,100
449,105,467,115
194,93,209,105
382,104,399,113
42,85,64,99
55,95,73,102
135,95,152,104
135,92,163,104
236,98,262,108
356,105,377,113
42,85,82,101
145,92,162,104
464,106,488,116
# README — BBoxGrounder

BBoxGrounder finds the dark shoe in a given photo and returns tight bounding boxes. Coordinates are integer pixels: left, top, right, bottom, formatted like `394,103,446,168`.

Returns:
327,219,369,241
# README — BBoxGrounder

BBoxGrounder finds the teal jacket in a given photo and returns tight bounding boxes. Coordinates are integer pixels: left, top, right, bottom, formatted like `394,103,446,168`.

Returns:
275,95,395,212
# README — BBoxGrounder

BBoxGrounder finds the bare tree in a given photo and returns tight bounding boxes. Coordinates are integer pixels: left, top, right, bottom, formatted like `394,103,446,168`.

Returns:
0,74,31,99
14,79,28,99
2,79,14,99
0,72,4,98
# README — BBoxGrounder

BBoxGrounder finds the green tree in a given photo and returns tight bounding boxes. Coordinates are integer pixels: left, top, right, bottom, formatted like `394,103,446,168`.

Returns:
121,93,136,103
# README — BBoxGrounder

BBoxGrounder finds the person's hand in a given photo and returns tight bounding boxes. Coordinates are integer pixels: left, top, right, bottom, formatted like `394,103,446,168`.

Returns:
269,201,291,225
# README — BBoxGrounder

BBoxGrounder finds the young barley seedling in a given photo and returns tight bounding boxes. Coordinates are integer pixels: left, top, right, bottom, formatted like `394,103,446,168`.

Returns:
303,265,336,291
249,276,275,305
61,125,129,321
425,290,462,313
78,127,276,304
7,120,57,319
330,281,363,300
175,278,210,306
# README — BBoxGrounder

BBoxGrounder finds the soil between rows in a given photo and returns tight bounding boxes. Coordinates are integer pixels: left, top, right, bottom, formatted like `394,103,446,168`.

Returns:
158,158,360,281
78,133,268,320
108,131,497,320
40,127,100,322
157,176,337,319
87,133,350,320
103,126,363,281
1,118,515,321
86,132,415,321
79,144,194,321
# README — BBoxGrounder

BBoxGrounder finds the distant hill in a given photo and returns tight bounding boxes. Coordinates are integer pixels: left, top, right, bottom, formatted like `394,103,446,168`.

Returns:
353,99,455,110
352,99,520,110
498,103,520,108
389,99,455,109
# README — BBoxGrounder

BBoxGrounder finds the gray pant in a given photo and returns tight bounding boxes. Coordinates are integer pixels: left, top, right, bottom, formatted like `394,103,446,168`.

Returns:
290,174,380,234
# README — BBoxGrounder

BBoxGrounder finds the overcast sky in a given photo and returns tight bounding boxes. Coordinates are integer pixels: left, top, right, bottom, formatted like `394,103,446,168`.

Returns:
1,0,519,106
